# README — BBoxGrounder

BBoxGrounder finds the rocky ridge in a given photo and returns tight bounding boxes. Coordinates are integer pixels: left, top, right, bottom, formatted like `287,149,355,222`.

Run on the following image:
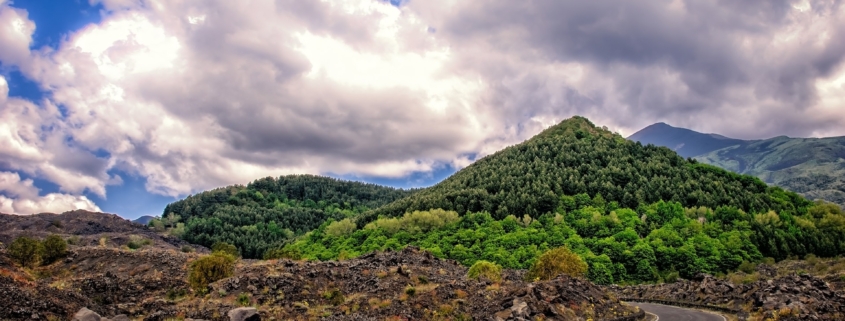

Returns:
1,246,642,320
0,210,199,252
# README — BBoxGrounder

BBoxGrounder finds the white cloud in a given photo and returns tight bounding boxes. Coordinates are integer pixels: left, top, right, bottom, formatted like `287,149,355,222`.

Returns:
0,171,101,215
1,0,845,213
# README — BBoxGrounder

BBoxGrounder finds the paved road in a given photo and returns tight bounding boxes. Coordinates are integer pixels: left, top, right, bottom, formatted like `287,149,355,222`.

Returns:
628,302,726,321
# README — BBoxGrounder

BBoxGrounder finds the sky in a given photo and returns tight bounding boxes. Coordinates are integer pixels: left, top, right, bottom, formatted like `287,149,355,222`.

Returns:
1,0,844,219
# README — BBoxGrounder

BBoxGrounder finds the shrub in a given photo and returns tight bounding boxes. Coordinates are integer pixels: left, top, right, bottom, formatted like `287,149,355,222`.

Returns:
188,252,236,293
42,234,67,264
211,242,240,257
738,261,757,274
404,285,416,296
127,235,152,250
263,247,302,260
236,292,251,306
322,288,345,305
467,260,502,282
181,245,195,253
8,236,44,268
526,247,587,281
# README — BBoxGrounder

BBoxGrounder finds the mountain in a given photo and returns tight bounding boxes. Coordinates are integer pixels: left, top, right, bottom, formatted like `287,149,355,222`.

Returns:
695,135,845,207
163,174,418,258
627,122,747,158
286,117,845,285
629,122,845,208
132,215,156,225
362,116,805,223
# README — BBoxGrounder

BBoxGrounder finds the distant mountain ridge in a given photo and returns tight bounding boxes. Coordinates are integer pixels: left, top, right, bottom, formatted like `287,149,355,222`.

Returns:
629,123,845,207
627,122,747,158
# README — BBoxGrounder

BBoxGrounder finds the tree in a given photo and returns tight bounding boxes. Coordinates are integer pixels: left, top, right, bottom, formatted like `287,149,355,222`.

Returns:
42,234,68,264
467,260,502,282
188,252,236,293
8,236,44,268
526,246,587,281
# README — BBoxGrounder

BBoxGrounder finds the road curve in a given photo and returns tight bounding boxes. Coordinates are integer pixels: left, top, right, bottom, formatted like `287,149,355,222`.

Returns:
628,302,726,321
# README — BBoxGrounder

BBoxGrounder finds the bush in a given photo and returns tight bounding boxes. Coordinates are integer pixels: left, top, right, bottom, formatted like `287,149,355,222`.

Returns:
181,245,195,253
738,261,757,274
127,235,152,250
42,234,67,264
467,260,503,282
8,236,45,268
211,242,240,257
236,292,251,306
526,247,587,281
264,247,302,260
188,252,236,293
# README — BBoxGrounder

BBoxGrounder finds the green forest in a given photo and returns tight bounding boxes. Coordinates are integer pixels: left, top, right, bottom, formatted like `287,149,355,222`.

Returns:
361,117,806,225
162,116,845,284
160,175,417,258
286,197,845,284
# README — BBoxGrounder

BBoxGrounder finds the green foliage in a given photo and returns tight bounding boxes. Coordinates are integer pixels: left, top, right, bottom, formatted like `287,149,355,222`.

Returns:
404,285,416,296
41,234,67,264
364,117,807,223
8,236,44,268
263,247,302,260
322,288,345,305
127,235,152,250
236,292,251,307
181,245,195,253
188,252,236,294
211,242,239,257
325,218,356,237
467,260,502,282
163,175,417,258
527,247,587,281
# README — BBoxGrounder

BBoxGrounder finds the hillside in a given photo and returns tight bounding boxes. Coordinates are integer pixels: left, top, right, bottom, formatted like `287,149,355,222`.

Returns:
163,174,417,258
628,122,747,158
0,210,196,252
288,117,845,286
363,116,807,223
695,136,845,207
0,245,642,320
629,122,845,208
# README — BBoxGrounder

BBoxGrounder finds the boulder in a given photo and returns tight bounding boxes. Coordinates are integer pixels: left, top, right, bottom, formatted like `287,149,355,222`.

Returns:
73,308,101,321
228,307,260,321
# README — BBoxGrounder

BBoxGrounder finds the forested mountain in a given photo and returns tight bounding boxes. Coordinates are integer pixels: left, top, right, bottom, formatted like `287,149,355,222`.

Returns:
361,116,807,224
695,136,845,208
161,175,417,258
628,122,746,158
630,122,845,208
285,117,845,284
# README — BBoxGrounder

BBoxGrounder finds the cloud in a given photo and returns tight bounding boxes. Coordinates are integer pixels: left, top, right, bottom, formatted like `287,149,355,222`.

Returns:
0,171,101,214
1,0,845,214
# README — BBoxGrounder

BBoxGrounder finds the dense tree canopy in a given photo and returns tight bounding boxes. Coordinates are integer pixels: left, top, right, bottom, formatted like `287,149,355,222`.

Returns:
361,116,810,225
163,175,417,258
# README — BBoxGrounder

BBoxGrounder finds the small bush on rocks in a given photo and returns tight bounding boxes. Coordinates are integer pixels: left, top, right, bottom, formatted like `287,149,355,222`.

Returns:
467,260,502,282
181,245,194,253
236,292,251,306
188,252,236,294
526,247,587,281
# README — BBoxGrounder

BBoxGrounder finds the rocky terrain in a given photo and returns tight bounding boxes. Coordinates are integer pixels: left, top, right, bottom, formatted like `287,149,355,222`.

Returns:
612,271,845,320
0,210,199,252
0,245,643,320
